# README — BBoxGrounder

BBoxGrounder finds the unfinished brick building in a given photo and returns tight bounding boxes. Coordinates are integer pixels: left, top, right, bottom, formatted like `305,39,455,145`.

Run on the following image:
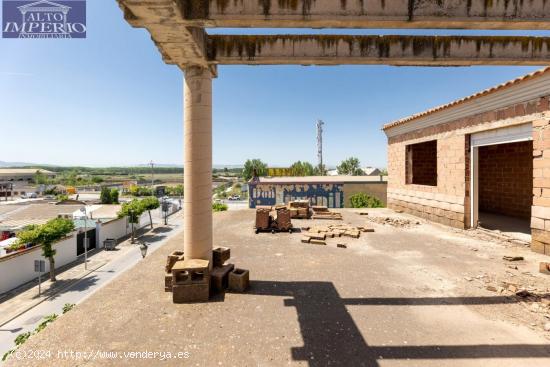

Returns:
383,67,550,255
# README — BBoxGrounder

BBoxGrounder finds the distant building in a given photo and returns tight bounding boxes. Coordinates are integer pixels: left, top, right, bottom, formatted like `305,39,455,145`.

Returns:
362,167,382,176
0,168,56,182
248,175,387,209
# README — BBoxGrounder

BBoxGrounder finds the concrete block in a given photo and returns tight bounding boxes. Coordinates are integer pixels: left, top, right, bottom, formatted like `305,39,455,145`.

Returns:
539,262,550,275
211,264,235,292
301,236,311,243
172,259,210,286
337,243,347,249
164,273,173,292
304,232,326,240
165,250,185,273
310,239,327,245
172,283,210,303
229,268,250,292
213,247,230,267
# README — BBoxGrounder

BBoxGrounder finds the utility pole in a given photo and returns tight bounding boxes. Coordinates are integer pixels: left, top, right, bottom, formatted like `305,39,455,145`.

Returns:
317,120,325,175
149,160,155,187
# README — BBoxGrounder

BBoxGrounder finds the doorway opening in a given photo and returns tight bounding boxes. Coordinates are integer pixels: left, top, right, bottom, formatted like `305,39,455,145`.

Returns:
472,140,533,241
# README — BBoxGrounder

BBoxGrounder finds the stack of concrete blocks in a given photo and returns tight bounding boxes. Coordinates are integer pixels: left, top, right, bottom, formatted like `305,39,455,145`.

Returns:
211,247,234,292
164,250,185,292
171,259,210,303
311,206,343,220
210,247,250,293
288,200,310,219
255,207,272,231
275,207,292,231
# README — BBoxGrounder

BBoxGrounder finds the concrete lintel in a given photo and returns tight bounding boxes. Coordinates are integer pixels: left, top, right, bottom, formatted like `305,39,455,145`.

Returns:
179,0,550,30
117,0,209,68
207,35,550,66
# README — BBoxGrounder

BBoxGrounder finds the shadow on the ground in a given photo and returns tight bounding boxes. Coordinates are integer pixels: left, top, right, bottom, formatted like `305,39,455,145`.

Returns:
247,280,550,367
31,275,100,301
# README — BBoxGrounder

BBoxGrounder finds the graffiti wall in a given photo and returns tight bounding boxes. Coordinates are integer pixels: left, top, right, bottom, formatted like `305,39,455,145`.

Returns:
249,183,344,209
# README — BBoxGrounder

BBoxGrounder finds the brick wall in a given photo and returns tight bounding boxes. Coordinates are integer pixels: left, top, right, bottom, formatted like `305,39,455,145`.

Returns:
387,96,549,232
530,115,550,254
478,141,533,219
407,140,437,186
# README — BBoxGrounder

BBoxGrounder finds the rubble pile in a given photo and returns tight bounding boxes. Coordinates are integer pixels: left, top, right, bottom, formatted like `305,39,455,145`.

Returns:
365,215,420,228
301,223,374,245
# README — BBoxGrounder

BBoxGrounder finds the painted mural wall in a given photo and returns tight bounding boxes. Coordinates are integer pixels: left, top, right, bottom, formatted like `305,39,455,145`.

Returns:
249,183,344,208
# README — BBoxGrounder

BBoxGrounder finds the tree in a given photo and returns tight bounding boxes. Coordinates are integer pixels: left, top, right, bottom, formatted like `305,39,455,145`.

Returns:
17,218,75,281
242,159,268,181
142,196,160,229
100,187,119,204
314,164,327,176
34,170,47,185
290,161,315,176
118,199,146,243
110,188,119,204
100,187,111,204
337,157,363,176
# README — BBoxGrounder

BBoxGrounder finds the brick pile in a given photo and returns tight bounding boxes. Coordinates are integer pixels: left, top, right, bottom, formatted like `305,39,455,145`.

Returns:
311,205,343,220
301,223,373,245
288,200,311,219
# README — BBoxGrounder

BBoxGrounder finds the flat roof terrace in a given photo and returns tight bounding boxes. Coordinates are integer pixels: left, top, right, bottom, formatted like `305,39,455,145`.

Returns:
9,209,550,366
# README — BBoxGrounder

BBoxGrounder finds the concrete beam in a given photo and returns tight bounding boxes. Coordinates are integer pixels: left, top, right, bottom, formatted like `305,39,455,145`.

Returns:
207,35,550,66
179,0,550,29
117,0,209,68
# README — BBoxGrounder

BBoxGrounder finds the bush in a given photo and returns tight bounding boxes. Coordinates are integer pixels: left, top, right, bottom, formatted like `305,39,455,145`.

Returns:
349,193,384,208
212,202,228,212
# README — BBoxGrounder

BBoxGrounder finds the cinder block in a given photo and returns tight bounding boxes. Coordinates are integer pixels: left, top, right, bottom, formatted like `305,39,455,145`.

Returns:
165,250,184,273
164,273,173,292
172,259,210,286
172,283,210,303
229,268,250,292
213,247,230,267
301,236,311,244
211,264,235,292
310,239,327,245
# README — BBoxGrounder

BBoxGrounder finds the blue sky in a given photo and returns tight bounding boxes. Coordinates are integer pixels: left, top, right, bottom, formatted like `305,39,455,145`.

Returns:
0,1,548,168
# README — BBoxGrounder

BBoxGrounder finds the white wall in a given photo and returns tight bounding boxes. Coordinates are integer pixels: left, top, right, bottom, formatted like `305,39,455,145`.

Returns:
0,234,77,294
97,218,128,249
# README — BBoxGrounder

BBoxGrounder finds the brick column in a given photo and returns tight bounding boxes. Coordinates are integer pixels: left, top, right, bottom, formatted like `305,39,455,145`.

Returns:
531,115,550,254
184,66,213,263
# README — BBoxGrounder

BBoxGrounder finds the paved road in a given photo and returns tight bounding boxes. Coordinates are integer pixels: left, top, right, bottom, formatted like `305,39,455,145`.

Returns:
0,217,183,359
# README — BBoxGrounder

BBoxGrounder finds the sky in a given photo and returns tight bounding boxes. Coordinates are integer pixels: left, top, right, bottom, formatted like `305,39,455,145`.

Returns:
0,1,549,169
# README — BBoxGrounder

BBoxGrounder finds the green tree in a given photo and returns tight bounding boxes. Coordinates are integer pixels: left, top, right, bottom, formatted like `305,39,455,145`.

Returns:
314,164,327,176
34,170,47,185
142,196,160,229
213,202,228,212
91,176,104,184
290,161,315,176
17,218,75,281
100,187,112,204
110,188,119,204
242,159,268,181
118,199,146,243
337,157,363,176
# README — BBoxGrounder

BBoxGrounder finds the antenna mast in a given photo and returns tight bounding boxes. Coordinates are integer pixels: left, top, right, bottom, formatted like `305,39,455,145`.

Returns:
317,120,324,174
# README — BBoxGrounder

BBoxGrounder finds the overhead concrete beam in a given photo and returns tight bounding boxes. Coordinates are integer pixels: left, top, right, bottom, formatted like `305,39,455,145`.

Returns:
179,0,550,29
207,35,550,66
117,0,209,69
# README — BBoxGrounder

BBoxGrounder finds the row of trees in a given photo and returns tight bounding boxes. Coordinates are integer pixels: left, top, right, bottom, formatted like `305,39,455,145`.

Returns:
117,197,160,243
100,187,119,204
242,157,381,179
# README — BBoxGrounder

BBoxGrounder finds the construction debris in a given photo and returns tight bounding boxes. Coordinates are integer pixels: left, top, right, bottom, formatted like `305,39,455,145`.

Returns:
337,243,347,249
540,262,550,275
503,256,524,262
301,223,371,244
366,216,419,228
311,206,343,220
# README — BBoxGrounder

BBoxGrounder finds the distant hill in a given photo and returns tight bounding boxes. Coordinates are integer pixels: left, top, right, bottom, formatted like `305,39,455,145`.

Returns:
0,161,40,167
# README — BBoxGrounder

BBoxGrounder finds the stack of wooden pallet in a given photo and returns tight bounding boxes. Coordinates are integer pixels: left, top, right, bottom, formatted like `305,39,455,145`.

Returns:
288,200,310,219
311,205,343,220
300,224,373,245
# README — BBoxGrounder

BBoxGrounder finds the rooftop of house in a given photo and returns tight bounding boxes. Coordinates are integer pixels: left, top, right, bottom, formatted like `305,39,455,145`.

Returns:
382,66,550,132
